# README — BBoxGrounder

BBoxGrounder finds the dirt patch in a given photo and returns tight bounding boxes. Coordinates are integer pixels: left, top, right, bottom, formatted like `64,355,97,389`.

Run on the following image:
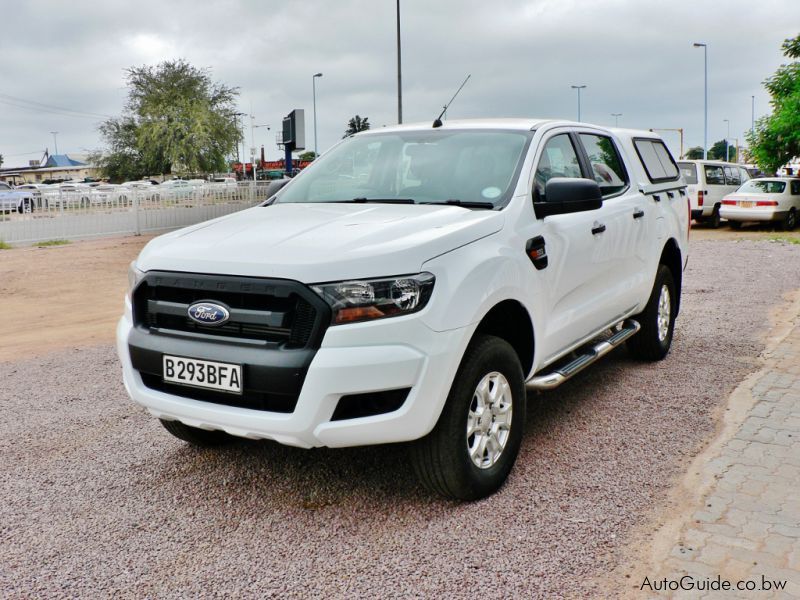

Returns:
0,235,152,362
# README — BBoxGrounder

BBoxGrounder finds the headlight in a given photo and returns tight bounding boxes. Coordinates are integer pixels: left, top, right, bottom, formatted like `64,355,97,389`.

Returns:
127,261,146,293
311,273,435,325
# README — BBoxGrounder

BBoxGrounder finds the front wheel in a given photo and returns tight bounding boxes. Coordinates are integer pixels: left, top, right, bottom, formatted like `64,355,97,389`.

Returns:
410,335,526,501
627,264,677,361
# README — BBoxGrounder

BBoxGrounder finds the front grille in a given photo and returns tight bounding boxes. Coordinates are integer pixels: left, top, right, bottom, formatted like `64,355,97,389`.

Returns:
133,271,329,349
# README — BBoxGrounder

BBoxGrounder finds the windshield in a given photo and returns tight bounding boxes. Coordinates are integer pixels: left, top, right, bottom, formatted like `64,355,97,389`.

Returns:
738,180,786,194
677,162,698,184
276,129,532,207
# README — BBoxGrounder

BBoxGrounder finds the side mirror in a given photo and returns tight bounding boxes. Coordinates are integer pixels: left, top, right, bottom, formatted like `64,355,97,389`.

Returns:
534,177,602,219
263,178,291,204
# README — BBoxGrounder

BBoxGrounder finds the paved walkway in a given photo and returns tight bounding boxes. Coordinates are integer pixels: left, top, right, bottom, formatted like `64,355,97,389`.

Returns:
636,299,800,598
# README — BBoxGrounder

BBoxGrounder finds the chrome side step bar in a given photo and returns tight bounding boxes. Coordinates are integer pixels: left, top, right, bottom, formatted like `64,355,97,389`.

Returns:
526,320,641,391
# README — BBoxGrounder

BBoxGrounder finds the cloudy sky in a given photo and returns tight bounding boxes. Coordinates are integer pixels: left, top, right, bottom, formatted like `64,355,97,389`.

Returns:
1,0,796,168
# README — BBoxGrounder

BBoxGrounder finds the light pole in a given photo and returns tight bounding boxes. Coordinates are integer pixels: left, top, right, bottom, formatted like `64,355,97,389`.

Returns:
611,113,622,127
312,72,323,157
571,85,586,122
50,131,59,155
693,42,708,159
751,95,755,135
723,118,730,161
396,0,402,124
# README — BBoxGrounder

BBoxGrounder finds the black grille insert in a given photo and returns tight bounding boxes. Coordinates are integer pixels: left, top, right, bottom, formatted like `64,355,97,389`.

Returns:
133,272,329,349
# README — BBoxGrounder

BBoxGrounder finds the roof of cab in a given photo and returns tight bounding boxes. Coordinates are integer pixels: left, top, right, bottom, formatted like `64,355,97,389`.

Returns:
356,118,661,139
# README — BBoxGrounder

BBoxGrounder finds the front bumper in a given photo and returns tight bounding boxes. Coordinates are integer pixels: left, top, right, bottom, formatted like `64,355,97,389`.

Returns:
719,207,785,222
117,303,470,449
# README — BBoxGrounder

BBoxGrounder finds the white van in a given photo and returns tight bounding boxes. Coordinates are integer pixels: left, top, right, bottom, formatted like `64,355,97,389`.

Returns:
678,160,750,228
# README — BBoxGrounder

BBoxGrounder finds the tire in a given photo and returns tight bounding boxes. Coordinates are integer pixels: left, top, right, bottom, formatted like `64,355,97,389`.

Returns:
627,264,677,361
781,208,797,231
729,220,742,230
708,205,721,229
410,335,526,501
159,419,234,447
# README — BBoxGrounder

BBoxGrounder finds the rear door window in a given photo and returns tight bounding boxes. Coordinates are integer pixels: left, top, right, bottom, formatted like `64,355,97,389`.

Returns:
791,180,800,195
724,166,741,186
738,167,750,183
678,162,698,184
579,134,629,197
633,139,680,182
704,165,725,185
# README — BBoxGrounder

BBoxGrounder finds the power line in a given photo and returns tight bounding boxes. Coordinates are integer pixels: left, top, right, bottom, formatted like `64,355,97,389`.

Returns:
0,93,113,120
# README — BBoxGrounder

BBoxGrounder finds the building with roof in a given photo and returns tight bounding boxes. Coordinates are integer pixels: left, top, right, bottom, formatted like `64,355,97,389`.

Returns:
0,154,100,184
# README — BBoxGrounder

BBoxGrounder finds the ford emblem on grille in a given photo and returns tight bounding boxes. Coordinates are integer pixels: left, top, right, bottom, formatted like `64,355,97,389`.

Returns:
187,301,230,326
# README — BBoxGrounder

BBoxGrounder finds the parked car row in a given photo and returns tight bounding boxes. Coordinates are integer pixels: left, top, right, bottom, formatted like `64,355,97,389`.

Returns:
3,177,254,212
680,159,799,231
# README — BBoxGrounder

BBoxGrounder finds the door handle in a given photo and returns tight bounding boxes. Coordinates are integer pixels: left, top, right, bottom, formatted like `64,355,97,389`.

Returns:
633,209,645,219
591,223,606,235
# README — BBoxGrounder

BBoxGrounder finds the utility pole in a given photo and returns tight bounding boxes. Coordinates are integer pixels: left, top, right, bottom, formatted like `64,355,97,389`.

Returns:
396,0,403,124
571,85,586,121
693,43,708,159
724,119,730,162
313,73,323,157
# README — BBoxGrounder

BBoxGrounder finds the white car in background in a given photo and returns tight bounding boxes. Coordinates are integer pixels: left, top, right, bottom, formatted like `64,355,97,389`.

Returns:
120,181,161,201
721,178,800,230
678,160,751,228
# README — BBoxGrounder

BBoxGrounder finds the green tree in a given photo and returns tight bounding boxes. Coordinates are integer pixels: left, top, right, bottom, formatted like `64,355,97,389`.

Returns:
0,154,3,168
298,151,318,161
343,115,370,138
708,139,737,162
746,34,800,173
684,146,704,160
94,60,240,181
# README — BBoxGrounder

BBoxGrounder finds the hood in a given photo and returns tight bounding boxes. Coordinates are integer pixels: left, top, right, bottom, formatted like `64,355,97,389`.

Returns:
137,202,504,282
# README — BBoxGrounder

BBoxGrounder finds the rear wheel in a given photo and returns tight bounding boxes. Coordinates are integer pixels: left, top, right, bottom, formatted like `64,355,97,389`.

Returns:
410,335,526,501
729,220,742,230
781,208,797,231
160,419,235,447
708,205,721,229
627,264,676,361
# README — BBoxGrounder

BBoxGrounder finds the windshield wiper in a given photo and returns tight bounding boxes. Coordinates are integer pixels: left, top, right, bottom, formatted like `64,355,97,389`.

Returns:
420,199,496,209
332,197,417,204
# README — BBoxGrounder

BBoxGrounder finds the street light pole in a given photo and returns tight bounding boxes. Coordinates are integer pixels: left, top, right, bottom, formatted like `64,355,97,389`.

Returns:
571,85,586,121
693,42,708,160
396,0,403,124
313,73,323,157
724,118,730,162
611,113,622,127
50,131,59,155
751,95,755,135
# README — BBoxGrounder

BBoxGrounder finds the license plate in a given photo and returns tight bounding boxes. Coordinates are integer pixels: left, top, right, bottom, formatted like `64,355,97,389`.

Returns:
740,201,755,208
163,355,243,394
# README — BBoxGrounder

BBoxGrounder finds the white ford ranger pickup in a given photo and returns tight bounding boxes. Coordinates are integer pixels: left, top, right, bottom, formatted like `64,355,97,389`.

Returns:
118,119,689,500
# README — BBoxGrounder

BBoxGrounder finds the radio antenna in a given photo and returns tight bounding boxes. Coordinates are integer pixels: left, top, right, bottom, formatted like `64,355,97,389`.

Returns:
433,74,471,128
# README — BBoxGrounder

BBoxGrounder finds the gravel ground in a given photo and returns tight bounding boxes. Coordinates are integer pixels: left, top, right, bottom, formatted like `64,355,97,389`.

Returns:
2,239,800,599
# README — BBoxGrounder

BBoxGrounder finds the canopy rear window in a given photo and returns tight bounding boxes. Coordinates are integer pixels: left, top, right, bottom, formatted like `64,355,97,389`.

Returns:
634,139,680,183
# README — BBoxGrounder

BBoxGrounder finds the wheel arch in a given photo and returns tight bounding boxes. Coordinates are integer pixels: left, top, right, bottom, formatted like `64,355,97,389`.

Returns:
470,299,535,378
660,238,683,315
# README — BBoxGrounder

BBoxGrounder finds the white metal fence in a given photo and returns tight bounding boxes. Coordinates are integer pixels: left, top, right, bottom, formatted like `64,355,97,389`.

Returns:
0,182,274,245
